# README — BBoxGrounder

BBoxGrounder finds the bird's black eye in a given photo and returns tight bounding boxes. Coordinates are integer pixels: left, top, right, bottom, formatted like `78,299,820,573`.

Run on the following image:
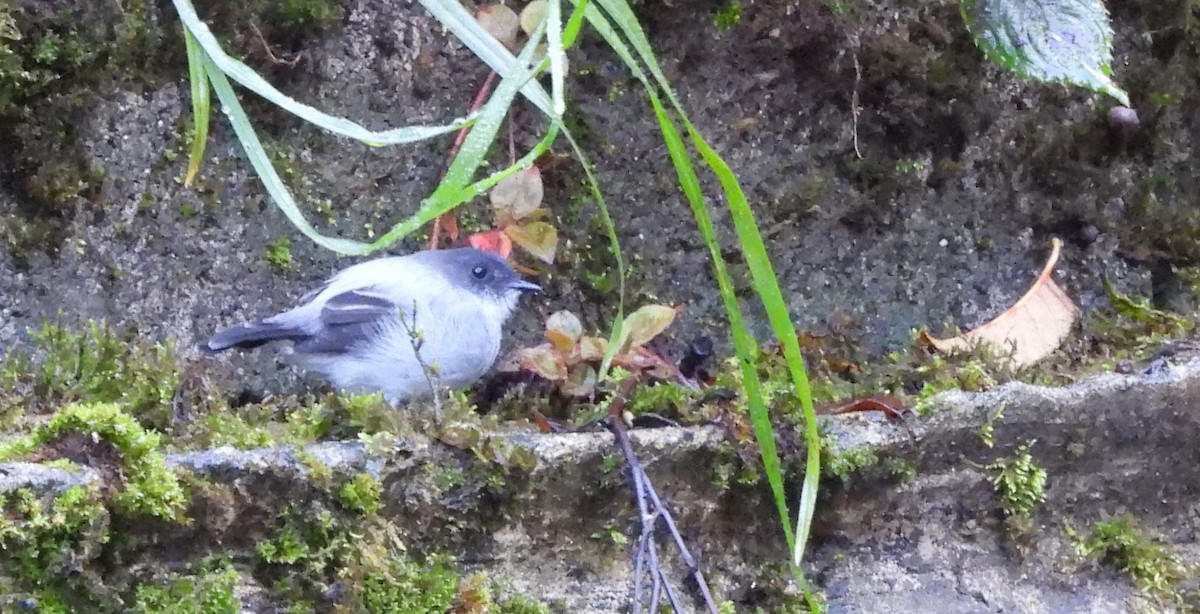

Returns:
471,265,488,280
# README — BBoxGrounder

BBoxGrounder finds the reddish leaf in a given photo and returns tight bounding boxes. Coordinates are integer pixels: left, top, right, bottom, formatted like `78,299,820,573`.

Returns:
531,409,567,433
491,166,544,223
544,310,583,353
476,4,520,48
560,364,597,397
504,221,558,264
467,230,512,258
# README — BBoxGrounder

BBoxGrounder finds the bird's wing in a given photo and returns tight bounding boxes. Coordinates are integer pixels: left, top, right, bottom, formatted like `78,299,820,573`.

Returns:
320,287,397,324
291,287,400,355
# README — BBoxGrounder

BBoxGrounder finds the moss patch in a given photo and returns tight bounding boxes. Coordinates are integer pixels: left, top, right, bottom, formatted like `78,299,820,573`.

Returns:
0,402,187,520
1073,514,1193,605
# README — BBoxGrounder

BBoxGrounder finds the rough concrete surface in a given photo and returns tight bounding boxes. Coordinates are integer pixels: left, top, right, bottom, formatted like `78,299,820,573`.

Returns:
4,356,1200,611
4,0,1200,610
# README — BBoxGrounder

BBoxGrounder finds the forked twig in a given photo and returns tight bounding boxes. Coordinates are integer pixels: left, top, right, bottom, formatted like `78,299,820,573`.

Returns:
397,300,444,417
605,376,718,614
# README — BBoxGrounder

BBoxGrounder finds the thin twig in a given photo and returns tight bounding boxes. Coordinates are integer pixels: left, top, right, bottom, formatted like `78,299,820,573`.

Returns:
249,23,303,67
606,375,719,614
397,300,443,418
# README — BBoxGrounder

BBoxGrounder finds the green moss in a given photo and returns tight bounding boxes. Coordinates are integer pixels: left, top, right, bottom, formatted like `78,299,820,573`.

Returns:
130,561,240,614
0,320,180,428
824,445,880,480
267,0,344,32
355,553,460,613
0,484,110,609
0,402,187,520
987,440,1046,519
338,473,383,515
264,237,293,273
1073,514,1190,603
713,1,743,29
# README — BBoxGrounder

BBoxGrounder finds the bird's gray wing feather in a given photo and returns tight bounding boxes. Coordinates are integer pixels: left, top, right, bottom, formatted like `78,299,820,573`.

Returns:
293,287,400,355
320,288,397,324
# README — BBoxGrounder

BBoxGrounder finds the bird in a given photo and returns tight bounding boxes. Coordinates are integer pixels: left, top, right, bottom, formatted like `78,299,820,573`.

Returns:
203,247,540,405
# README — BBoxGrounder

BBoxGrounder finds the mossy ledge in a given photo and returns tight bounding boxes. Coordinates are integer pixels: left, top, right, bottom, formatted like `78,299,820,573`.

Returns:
3,357,1200,609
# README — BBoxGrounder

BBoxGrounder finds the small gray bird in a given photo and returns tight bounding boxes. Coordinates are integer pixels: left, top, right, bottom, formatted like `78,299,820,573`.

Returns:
204,247,540,404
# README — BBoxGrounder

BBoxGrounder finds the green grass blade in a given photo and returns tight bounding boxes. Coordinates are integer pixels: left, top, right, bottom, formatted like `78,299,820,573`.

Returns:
364,26,552,252
690,134,820,568
172,0,477,145
583,0,823,576
183,28,210,187
557,124,626,380
546,0,566,116
647,91,797,551
199,53,373,255
418,0,553,114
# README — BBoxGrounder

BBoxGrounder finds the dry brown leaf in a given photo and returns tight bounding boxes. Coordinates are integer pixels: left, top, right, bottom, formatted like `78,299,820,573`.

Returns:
519,0,548,36
490,166,544,222
476,4,520,48
920,238,1078,368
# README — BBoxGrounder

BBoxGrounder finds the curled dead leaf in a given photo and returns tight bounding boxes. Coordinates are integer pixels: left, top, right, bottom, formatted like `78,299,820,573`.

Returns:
491,166,544,223
920,238,1078,368
545,310,583,353
476,4,520,48
504,221,558,264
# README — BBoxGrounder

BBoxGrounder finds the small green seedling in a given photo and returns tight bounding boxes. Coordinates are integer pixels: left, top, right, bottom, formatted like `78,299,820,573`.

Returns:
987,440,1046,519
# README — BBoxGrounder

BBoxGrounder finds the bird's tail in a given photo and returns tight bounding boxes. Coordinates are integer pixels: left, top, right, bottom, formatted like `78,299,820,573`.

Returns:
202,322,304,353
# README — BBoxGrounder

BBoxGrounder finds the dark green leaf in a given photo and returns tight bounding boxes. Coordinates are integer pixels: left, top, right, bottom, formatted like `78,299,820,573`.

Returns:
960,0,1129,104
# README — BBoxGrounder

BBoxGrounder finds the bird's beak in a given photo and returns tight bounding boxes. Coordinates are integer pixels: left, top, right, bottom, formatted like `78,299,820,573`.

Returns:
510,280,542,294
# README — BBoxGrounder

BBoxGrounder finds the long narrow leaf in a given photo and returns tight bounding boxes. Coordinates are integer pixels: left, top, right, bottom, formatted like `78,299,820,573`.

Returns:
546,0,566,116
558,125,626,380
200,54,373,254
647,91,796,550
417,0,553,114
172,0,476,146
582,0,823,578
365,25,553,252
183,29,210,187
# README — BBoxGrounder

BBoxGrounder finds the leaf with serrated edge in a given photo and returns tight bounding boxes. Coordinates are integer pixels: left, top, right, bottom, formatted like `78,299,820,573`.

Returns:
960,0,1129,105
920,237,1079,368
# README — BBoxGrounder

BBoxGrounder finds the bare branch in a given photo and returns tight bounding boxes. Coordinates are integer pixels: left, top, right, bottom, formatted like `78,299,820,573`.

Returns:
605,375,719,614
